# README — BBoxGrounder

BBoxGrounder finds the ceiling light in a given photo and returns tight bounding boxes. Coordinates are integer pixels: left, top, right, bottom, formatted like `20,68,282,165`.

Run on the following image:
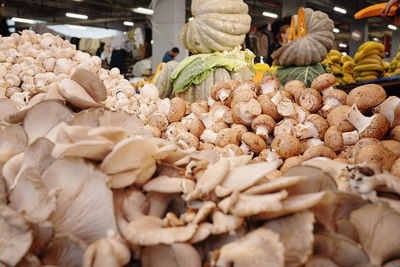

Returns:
334,7,347,14
69,25,87,30
263,12,278,18
333,28,340,33
151,40,154,45
389,24,397,30
373,37,379,42
339,43,347,48
132,7,154,15
123,21,134,26
188,17,194,21
11,17,36,24
342,52,347,56
66,12,88,19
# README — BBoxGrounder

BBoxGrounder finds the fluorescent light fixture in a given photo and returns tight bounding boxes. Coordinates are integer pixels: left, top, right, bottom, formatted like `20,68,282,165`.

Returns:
11,17,36,24
342,52,347,56
373,37,379,42
188,17,194,21
123,21,134,26
389,24,397,30
9,27,15,33
339,43,347,48
132,7,154,15
68,25,87,30
333,28,340,33
334,7,347,14
66,12,88,19
263,11,278,18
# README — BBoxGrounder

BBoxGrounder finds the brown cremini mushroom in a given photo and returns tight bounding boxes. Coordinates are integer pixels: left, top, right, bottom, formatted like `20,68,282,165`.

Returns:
280,156,304,172
294,114,329,140
258,75,281,94
374,96,400,128
303,145,337,160
311,73,336,95
251,114,275,140
346,84,386,110
355,144,396,171
296,88,323,113
327,105,356,132
320,89,347,117
216,128,240,148
240,132,267,154
325,126,360,153
390,126,400,142
167,97,186,123
283,80,306,98
232,99,262,126
271,133,301,159
210,82,232,105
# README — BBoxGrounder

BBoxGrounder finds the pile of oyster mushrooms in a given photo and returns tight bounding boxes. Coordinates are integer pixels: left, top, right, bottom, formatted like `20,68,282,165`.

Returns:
0,99,400,267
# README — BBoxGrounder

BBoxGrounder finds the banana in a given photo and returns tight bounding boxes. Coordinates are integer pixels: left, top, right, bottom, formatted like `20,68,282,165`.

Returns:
329,55,342,63
358,55,383,65
341,55,354,63
354,49,384,62
330,65,342,75
343,74,355,84
357,71,380,77
356,75,379,82
354,63,384,72
342,61,355,71
358,41,385,53
327,49,342,58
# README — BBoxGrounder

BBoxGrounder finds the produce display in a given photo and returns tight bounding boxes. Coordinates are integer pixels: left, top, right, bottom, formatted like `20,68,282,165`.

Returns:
354,41,385,82
1,4,400,267
385,45,400,77
323,50,355,85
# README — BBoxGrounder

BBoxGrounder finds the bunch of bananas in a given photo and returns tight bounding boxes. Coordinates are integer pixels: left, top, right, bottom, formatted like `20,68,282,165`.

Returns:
253,63,278,84
323,50,355,85
354,41,385,82
384,45,400,77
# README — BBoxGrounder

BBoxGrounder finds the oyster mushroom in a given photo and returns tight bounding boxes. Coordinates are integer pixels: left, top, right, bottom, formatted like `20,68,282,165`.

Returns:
41,235,87,267
350,204,400,266
271,133,301,159
122,216,197,246
70,68,107,102
251,114,275,140
141,243,201,267
311,73,336,95
346,104,389,140
216,228,285,267
346,84,386,110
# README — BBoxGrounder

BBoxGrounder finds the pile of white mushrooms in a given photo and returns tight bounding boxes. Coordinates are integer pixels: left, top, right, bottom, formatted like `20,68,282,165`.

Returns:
0,31,400,266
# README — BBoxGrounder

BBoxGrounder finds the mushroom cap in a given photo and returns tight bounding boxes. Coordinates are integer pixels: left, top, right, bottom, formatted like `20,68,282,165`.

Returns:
241,132,267,153
199,142,215,151
391,126,400,142
325,126,344,153
232,99,261,126
305,256,339,267
149,113,169,132
175,132,200,150
257,94,282,121
190,117,205,139
41,235,87,267
209,121,228,133
303,145,337,161
231,89,256,108
283,80,306,98
72,108,103,127
323,89,347,104
223,144,243,156
232,80,257,98
58,79,102,109
346,84,386,110
168,97,186,123
280,156,304,172
355,144,396,171
359,114,389,140
251,114,275,133
210,82,232,101
271,133,301,159
231,124,248,138
391,158,400,177
227,79,241,90
216,128,240,147
70,68,107,102
296,88,323,113
327,105,356,132
258,75,281,94
381,140,400,158
305,114,329,139
350,204,400,265
311,73,336,92
274,118,298,136
191,101,209,115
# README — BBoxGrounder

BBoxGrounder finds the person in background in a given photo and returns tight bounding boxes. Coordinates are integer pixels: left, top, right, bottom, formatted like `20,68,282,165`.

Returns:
162,47,179,63
381,0,400,26
270,25,290,54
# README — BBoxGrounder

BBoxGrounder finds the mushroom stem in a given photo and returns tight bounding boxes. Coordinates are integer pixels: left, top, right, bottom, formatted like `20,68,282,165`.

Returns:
346,105,373,133
239,105,255,124
321,98,342,114
240,142,251,155
277,99,295,117
200,129,218,144
375,96,400,126
270,92,282,105
260,82,276,94
266,149,281,163
217,89,231,103
294,121,318,139
342,130,360,146
322,86,334,95
255,125,269,139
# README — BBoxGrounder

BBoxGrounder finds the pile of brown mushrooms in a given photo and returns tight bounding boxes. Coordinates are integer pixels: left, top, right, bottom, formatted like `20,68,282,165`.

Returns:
0,99,400,267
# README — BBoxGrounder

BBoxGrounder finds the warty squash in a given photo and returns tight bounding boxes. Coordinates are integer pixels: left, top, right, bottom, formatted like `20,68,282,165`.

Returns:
178,0,251,54
272,8,334,67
